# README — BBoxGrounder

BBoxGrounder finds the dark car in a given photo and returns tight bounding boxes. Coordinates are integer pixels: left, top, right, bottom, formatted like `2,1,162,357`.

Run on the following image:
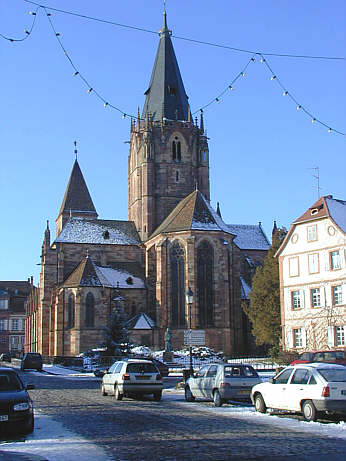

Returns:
291,350,346,366
0,353,11,363
0,367,35,433
21,352,43,372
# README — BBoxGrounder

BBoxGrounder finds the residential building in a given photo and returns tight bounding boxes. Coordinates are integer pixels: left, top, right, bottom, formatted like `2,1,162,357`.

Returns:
0,281,31,356
276,196,346,351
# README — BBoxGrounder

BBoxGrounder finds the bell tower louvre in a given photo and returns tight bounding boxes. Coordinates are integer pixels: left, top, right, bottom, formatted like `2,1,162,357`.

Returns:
128,12,210,241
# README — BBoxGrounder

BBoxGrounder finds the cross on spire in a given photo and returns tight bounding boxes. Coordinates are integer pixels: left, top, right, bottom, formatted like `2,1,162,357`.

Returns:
74,140,78,160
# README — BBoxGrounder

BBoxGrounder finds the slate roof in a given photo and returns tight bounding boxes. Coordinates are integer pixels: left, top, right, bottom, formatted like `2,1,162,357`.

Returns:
0,281,31,296
55,218,141,245
62,258,146,289
150,190,234,238
294,195,346,233
142,12,189,122
58,160,97,217
226,224,271,251
126,313,156,330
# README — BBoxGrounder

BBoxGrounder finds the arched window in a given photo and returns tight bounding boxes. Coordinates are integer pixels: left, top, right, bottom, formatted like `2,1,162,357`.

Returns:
85,292,95,328
67,293,75,329
172,138,181,162
197,241,214,326
170,243,185,327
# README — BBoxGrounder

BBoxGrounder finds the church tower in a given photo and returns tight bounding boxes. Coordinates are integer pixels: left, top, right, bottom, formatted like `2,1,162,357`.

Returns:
128,12,210,240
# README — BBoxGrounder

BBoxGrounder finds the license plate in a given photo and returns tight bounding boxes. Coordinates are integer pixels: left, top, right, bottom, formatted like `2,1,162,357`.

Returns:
237,390,250,395
0,415,8,421
135,375,149,380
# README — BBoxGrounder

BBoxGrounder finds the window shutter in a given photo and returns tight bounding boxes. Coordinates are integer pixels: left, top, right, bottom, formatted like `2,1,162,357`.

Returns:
21,319,25,331
320,287,325,307
327,326,335,347
342,284,346,305
287,329,293,348
4,319,8,330
285,289,291,310
340,249,345,268
324,252,330,271
301,328,307,347
300,290,305,308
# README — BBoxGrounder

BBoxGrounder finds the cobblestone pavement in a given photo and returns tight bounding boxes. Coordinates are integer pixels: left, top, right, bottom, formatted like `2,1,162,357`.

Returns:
13,371,346,461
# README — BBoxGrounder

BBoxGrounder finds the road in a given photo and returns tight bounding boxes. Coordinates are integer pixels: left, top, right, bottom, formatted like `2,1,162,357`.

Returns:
4,369,346,461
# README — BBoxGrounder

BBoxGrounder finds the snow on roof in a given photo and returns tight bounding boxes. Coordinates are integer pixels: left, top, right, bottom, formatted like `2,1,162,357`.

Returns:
326,197,346,233
240,277,252,300
191,193,234,234
226,224,270,250
132,313,156,330
55,217,140,245
95,266,145,289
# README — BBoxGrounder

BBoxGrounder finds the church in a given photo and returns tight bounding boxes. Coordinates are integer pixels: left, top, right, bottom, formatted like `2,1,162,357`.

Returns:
25,13,270,358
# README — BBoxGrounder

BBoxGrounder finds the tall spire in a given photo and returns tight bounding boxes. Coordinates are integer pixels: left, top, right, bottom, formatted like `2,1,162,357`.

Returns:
142,11,189,122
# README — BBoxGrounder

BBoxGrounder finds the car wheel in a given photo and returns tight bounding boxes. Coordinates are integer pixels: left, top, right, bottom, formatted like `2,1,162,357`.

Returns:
302,400,317,422
101,383,107,396
114,384,123,401
254,393,267,414
153,391,162,401
213,389,223,407
184,386,195,402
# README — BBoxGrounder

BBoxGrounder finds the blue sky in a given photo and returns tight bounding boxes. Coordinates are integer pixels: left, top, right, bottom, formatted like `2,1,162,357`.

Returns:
1,0,345,283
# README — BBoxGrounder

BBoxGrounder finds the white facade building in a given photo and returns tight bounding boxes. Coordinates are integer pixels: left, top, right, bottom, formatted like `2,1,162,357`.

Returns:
276,195,346,352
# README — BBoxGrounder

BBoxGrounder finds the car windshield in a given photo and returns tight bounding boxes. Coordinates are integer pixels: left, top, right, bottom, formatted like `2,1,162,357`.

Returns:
127,363,157,373
0,372,23,391
317,368,346,382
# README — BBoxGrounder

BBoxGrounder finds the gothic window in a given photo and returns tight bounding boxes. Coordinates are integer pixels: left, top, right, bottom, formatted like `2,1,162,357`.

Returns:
172,138,181,162
170,243,186,327
67,293,75,329
85,292,95,328
197,241,214,326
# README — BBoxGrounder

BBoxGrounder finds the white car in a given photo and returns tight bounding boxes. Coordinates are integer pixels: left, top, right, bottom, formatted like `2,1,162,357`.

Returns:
101,359,163,401
251,363,346,421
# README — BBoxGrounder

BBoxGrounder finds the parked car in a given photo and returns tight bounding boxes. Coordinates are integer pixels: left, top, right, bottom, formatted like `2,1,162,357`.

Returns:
290,350,346,366
101,359,163,401
185,363,262,407
0,353,11,363
0,367,35,433
251,363,346,421
20,352,43,372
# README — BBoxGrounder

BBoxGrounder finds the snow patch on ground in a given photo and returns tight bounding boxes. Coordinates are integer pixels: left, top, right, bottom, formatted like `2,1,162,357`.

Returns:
0,413,111,461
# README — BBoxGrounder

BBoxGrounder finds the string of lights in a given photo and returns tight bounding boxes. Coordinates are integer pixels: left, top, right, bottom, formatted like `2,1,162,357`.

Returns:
0,6,39,42
22,0,346,61
3,2,345,136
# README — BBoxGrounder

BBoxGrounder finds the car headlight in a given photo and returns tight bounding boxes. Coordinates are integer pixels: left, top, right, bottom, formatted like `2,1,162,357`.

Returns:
13,402,30,411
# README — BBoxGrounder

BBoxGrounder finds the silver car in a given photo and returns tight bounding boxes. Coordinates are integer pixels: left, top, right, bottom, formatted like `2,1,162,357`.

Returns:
101,359,163,401
185,363,262,406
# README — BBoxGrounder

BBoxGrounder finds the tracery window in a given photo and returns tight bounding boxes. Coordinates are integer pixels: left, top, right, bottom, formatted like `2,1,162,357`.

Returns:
170,243,185,327
197,241,214,326
67,293,75,329
85,292,95,328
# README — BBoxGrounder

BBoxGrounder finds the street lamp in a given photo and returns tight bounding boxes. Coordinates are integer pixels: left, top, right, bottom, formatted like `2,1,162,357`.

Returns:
185,287,194,375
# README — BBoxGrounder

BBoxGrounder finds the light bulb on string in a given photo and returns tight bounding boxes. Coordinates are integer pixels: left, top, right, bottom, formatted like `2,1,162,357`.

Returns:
88,88,93,94
312,118,316,123
73,71,79,76
104,102,108,108
271,75,276,80
56,33,61,37
328,128,332,133
46,12,52,16
29,11,36,15
283,91,288,96
260,58,265,63
228,85,234,91
297,105,302,110
122,113,127,119
24,30,30,35
215,98,221,103
251,57,256,62
241,72,246,77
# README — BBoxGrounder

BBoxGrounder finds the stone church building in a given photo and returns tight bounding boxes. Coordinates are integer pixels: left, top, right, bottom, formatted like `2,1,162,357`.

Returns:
25,13,270,357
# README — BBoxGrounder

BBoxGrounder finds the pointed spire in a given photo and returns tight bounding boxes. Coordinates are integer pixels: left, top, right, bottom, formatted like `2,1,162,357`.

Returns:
216,202,222,218
58,159,98,218
142,12,189,122
200,109,204,133
137,106,141,129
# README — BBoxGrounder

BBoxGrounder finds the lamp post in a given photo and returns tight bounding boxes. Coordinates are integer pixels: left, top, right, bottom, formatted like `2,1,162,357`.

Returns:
185,287,194,375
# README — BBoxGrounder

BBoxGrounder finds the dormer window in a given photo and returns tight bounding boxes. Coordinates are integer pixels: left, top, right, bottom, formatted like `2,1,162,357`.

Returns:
103,230,110,240
172,138,181,162
126,277,133,285
310,208,318,216
168,85,176,96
